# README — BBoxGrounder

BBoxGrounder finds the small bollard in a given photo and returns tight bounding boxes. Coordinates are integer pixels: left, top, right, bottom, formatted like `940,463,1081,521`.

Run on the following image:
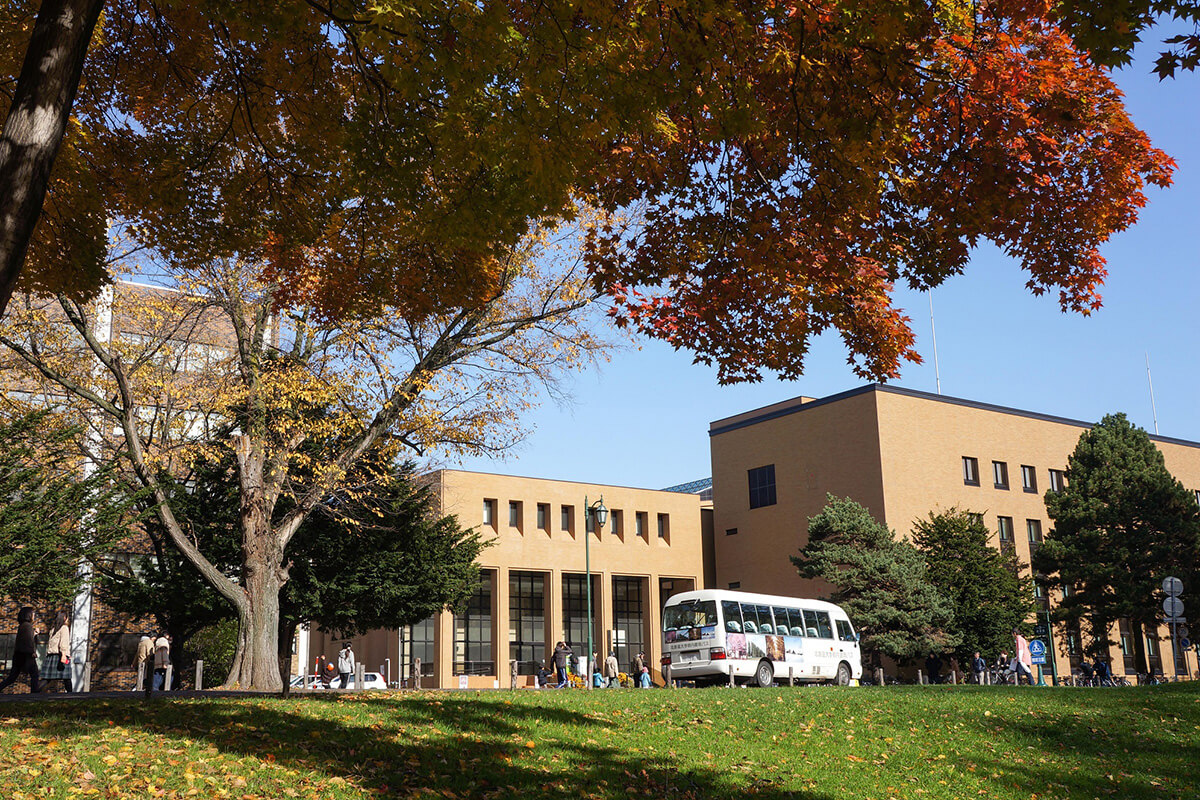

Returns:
918,669,925,685
82,663,91,693
136,662,146,692
413,658,421,690
510,660,519,690
876,667,884,686
164,664,173,692
788,666,795,687
355,663,365,690
951,670,958,685
195,660,203,691
728,667,735,688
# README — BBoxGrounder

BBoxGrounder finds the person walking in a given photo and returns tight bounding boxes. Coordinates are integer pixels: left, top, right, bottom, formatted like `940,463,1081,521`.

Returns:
633,651,646,680
1012,629,1034,686
338,642,355,689
152,634,171,690
604,651,620,688
0,607,41,693
971,651,986,685
552,642,571,688
924,652,943,685
46,611,72,692
135,634,154,690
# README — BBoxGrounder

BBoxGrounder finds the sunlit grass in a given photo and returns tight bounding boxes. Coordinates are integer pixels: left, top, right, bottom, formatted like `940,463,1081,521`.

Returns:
1,683,1197,798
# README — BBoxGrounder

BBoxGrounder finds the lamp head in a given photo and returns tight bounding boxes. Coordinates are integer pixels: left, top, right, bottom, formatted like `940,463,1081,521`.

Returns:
594,498,608,527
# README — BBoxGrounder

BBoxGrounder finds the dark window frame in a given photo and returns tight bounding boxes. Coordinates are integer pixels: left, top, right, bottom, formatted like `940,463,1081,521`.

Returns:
1020,465,1038,493
963,457,980,486
748,465,777,509
992,460,1009,490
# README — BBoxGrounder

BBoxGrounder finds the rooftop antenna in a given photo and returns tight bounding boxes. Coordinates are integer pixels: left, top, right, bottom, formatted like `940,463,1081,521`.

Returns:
1146,352,1159,435
929,291,942,395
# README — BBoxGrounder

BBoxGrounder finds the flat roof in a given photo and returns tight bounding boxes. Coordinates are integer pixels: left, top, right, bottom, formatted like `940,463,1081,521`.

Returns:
428,468,705,497
709,383,1200,450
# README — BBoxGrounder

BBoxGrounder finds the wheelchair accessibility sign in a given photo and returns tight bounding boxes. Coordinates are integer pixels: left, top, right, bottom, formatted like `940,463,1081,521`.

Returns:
1029,639,1047,665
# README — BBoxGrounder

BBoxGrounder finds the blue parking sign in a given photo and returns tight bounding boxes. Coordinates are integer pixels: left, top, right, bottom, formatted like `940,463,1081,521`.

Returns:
1029,639,1047,665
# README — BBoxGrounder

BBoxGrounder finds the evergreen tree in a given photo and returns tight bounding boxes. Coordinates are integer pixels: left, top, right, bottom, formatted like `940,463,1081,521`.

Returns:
912,509,1034,663
0,411,127,605
791,495,958,668
1034,413,1200,674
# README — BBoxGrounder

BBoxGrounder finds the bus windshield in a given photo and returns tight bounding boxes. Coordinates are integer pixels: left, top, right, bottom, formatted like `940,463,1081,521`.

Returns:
662,600,718,630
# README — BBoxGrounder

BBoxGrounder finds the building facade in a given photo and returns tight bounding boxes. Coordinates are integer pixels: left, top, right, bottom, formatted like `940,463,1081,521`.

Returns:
306,470,708,688
710,384,1200,680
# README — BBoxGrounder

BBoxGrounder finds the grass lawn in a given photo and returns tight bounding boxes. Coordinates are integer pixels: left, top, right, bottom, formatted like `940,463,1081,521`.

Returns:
1,683,1197,799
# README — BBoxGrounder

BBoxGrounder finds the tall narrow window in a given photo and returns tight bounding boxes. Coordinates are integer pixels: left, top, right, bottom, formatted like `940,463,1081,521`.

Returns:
561,505,574,534
509,571,545,675
453,571,493,676
1048,469,1066,493
748,465,777,509
508,501,522,529
635,512,648,538
992,461,1009,490
612,576,646,672
610,509,623,537
483,499,497,527
536,503,549,532
657,513,669,540
1021,465,1037,493
997,516,1014,544
963,457,980,486
1026,519,1044,556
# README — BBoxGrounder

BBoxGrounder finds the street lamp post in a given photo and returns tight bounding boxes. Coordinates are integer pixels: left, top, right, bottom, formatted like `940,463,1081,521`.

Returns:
584,496,607,691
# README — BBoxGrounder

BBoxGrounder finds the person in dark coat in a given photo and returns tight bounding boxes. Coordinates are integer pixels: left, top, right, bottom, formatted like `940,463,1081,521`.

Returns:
552,642,571,688
924,652,943,685
0,607,41,693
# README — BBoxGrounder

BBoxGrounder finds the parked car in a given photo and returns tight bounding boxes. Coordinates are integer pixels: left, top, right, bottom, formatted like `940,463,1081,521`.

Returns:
328,672,387,690
289,675,328,690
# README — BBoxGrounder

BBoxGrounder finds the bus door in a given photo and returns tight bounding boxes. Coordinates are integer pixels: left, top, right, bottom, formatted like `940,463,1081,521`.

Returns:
803,609,836,676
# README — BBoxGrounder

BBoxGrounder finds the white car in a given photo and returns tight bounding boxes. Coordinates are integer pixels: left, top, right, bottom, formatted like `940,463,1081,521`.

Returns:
328,672,387,690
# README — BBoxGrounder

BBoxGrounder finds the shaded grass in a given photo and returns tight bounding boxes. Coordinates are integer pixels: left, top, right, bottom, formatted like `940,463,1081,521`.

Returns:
1,683,1198,798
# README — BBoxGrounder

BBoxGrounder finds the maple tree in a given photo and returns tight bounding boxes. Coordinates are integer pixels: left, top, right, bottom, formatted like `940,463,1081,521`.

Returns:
0,223,604,690
0,1,1179,382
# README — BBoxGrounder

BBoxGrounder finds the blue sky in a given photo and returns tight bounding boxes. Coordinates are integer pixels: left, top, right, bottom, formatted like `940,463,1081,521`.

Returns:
446,37,1200,491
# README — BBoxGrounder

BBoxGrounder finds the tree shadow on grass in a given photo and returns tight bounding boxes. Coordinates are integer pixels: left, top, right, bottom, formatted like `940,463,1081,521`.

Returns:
949,684,1200,800
15,692,837,799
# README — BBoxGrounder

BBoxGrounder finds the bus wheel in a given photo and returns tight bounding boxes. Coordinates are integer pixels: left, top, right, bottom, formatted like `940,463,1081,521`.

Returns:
755,660,775,688
835,662,852,686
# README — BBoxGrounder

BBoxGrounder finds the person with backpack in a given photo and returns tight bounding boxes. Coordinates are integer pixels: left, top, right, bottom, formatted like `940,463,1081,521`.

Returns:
338,642,355,689
152,634,171,690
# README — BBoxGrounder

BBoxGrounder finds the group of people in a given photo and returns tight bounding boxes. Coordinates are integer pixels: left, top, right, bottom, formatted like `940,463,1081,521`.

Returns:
923,629,1041,686
135,633,173,690
0,607,73,694
312,642,356,688
542,642,653,688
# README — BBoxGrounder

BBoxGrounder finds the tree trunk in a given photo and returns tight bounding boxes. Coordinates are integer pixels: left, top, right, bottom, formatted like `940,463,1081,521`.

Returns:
224,560,284,691
0,0,105,317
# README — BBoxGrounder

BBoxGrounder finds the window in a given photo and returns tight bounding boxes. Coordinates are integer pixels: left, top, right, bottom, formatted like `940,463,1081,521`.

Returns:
1026,519,1043,554
992,461,1009,490
94,633,139,672
561,505,573,533
1062,583,1075,598
748,465,777,509
509,571,544,675
562,574,592,652
835,619,856,642
482,499,496,527
508,501,522,529
400,616,436,682
635,512,648,538
728,582,741,590
1049,469,1066,493
612,577,646,671
725,527,738,536
997,516,1014,541
803,609,834,639
610,509,623,537
1195,489,1200,507
454,571,493,676
968,512,985,527
537,503,549,531
657,513,669,539
1021,465,1037,493
963,457,980,486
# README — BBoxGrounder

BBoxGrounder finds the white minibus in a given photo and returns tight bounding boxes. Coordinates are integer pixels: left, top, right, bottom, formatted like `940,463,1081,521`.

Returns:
661,589,862,686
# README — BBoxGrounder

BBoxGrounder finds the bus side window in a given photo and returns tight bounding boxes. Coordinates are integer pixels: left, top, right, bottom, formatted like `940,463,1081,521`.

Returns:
788,609,805,637
722,601,743,633
836,619,856,641
802,609,820,638
770,607,792,635
814,611,834,639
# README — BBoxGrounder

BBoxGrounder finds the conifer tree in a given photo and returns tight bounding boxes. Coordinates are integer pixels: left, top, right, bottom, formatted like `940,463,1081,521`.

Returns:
912,509,1034,663
1035,413,1200,674
792,495,958,668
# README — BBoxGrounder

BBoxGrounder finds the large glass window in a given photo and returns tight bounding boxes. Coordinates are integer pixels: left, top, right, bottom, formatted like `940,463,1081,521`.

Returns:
562,573,592,655
454,571,493,676
400,616,436,684
612,577,645,673
94,633,139,672
741,604,773,634
748,465,777,509
663,599,718,630
721,600,744,633
510,571,545,675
